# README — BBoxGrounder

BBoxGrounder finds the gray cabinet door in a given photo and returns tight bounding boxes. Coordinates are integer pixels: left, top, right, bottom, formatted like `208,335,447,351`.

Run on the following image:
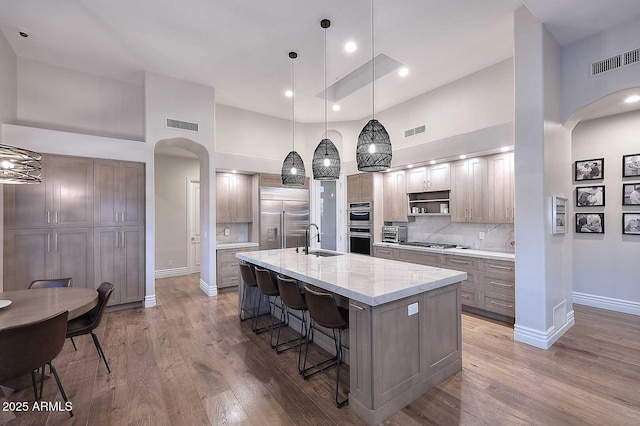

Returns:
120,162,145,226
94,160,120,227
4,229,54,291
55,228,94,289
94,227,121,305
54,156,94,228
120,227,145,303
233,174,252,222
4,155,54,229
216,173,233,223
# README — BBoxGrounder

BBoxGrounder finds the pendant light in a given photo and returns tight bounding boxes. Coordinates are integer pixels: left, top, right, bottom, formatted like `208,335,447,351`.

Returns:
356,0,392,172
312,19,341,181
0,144,42,184
281,51,306,186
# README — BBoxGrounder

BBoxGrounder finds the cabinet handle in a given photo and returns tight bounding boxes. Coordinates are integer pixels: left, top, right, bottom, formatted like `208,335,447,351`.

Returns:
114,212,118,222
47,211,50,224
461,293,469,299
489,264,513,271
450,259,469,264
491,301,513,309
490,281,512,288
115,232,119,248
350,303,365,311
121,231,125,248
506,207,508,218
47,234,51,253
55,211,58,224
120,212,125,222
55,232,59,252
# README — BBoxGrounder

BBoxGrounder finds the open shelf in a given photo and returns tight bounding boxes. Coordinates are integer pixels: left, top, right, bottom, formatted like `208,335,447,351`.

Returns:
408,190,450,215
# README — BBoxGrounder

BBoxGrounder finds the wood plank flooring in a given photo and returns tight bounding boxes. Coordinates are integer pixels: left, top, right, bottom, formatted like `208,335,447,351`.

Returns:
3,274,640,425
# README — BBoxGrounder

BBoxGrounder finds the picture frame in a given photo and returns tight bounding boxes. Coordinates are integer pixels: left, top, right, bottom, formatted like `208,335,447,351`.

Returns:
575,213,604,234
622,183,640,206
574,158,604,181
552,196,567,234
622,153,640,178
576,185,605,207
622,213,640,235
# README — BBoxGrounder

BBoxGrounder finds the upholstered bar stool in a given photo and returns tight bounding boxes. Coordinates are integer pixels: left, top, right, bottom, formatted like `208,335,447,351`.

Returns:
253,266,286,341
303,286,349,408
276,275,312,368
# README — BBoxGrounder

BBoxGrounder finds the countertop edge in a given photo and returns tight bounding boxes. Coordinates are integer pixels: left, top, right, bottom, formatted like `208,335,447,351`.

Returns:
373,242,515,262
217,242,260,249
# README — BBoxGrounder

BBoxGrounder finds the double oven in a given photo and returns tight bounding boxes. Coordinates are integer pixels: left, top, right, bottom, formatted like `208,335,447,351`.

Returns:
347,201,373,256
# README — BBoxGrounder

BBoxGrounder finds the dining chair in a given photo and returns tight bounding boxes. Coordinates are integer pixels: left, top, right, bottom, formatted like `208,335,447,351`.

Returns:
28,278,73,289
0,311,74,417
65,282,114,373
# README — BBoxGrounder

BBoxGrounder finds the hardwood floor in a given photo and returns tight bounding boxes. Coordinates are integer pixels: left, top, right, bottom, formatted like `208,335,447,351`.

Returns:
3,274,640,425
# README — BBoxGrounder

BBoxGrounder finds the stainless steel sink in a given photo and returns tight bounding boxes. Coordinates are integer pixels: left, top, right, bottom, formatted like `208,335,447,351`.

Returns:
308,250,344,257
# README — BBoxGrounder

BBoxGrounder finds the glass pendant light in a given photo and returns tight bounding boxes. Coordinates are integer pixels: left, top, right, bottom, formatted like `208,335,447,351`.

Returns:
0,144,42,184
312,19,341,181
356,0,392,172
281,51,306,186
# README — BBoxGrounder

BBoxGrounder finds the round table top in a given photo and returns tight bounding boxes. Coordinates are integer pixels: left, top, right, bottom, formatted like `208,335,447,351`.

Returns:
0,287,98,331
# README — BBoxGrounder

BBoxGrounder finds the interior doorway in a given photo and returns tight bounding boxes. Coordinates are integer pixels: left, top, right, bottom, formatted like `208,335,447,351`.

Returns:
320,181,337,251
187,177,201,273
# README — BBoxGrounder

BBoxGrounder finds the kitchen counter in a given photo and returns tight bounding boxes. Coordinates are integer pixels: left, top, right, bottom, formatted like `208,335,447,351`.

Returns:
236,248,466,306
216,242,259,249
373,242,515,262
236,248,464,425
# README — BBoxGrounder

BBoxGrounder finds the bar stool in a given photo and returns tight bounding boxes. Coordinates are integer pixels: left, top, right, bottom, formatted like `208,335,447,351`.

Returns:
254,267,287,343
276,276,312,369
239,263,260,327
303,286,349,408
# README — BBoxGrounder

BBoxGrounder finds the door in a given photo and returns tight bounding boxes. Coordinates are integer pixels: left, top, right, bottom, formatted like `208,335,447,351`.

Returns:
450,161,468,223
260,200,283,249
468,158,488,223
94,160,120,227
120,227,145,303
487,153,512,223
320,181,337,251
55,228,93,289
54,156,94,228
407,168,427,193
347,175,360,203
428,163,450,191
4,155,53,229
216,173,233,223
94,228,121,305
188,178,201,273
284,201,309,249
4,229,53,290
233,174,252,222
120,162,145,226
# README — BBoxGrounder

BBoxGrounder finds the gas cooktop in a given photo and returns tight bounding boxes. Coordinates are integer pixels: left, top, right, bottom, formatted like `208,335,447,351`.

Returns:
401,241,458,249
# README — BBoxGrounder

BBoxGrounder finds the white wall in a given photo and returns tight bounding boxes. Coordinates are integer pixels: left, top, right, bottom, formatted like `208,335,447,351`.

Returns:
16,58,144,141
562,16,640,122
0,31,16,135
154,154,200,271
572,110,640,313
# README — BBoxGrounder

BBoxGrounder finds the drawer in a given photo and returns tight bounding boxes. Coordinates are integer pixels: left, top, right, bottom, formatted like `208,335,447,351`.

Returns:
461,289,478,307
217,246,257,263
373,247,396,260
481,292,515,317
217,259,239,277
461,270,478,291
218,274,240,288
478,259,515,277
397,249,442,267
479,273,515,297
443,255,478,272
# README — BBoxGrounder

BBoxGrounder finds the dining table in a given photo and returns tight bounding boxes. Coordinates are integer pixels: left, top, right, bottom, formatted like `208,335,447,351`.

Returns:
0,287,98,422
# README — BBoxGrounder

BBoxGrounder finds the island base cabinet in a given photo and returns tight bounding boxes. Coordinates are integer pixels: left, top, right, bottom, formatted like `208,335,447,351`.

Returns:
349,283,462,425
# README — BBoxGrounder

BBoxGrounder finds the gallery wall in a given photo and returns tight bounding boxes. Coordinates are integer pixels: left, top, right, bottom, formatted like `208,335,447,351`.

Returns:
571,109,640,313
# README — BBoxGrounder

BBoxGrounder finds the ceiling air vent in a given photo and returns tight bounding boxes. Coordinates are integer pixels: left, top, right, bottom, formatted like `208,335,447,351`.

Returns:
166,118,199,132
404,128,415,138
624,48,639,66
404,124,426,138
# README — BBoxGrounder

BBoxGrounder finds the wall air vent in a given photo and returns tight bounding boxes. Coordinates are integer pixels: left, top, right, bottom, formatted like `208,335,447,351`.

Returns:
166,118,199,132
414,125,426,135
404,128,415,138
591,47,639,76
404,124,426,138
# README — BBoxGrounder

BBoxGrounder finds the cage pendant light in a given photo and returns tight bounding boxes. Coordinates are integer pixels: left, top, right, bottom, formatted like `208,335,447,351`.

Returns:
281,51,306,186
356,0,392,172
312,19,341,181
0,144,42,184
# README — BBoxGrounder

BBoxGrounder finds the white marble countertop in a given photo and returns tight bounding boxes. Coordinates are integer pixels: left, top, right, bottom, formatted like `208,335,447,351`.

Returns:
236,248,467,306
217,242,260,249
373,242,515,262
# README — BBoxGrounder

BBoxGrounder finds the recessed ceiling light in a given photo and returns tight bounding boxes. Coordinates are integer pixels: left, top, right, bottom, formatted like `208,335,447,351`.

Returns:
501,146,509,152
332,104,341,111
345,41,357,53
625,95,640,103
459,154,467,160
232,170,237,173
407,164,413,168
398,67,409,77
285,90,293,97
430,160,436,165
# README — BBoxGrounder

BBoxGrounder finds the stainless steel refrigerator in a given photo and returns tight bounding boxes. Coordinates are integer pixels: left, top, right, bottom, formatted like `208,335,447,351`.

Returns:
259,186,309,249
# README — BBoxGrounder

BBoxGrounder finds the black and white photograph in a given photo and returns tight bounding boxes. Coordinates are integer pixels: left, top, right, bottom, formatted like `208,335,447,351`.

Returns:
576,186,605,207
575,158,604,181
552,196,567,234
623,154,640,177
575,213,604,234
623,213,640,235
622,183,640,205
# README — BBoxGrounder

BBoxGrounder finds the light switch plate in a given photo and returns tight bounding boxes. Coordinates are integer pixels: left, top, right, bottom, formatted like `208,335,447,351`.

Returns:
224,228,230,236
479,231,486,240
407,302,419,316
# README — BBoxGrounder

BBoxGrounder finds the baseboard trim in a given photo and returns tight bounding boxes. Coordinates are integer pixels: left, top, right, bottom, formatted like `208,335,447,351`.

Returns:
200,278,218,297
514,310,575,349
573,292,640,316
154,267,189,279
144,294,156,308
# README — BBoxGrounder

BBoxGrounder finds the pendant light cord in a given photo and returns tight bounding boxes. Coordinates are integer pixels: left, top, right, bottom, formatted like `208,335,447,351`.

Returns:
324,24,328,155
371,0,375,120
292,56,295,152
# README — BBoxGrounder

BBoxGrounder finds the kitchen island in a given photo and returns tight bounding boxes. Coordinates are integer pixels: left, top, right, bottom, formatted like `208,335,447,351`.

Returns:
236,248,466,425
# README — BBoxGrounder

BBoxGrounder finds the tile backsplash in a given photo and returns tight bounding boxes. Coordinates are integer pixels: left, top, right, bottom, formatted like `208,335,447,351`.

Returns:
216,223,249,244
403,216,515,253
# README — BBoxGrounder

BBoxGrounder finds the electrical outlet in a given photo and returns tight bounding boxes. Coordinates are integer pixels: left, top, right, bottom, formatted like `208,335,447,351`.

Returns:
479,231,485,240
224,228,230,236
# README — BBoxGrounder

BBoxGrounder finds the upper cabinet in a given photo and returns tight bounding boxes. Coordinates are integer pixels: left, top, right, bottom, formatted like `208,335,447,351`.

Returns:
4,155,94,229
486,152,514,224
94,160,145,227
383,171,408,222
216,173,252,223
406,163,450,193
450,158,488,223
347,173,374,203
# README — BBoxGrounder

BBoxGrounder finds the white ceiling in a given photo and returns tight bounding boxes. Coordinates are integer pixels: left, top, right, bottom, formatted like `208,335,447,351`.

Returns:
1,1,640,124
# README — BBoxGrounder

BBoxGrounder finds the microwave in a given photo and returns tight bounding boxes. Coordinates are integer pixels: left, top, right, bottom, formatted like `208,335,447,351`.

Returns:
348,201,372,225
382,226,407,243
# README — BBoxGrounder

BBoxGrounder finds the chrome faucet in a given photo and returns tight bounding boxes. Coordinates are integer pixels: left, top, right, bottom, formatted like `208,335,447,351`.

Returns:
304,223,321,254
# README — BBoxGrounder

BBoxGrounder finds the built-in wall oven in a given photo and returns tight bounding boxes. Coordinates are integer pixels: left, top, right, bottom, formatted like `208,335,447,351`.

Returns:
348,202,372,255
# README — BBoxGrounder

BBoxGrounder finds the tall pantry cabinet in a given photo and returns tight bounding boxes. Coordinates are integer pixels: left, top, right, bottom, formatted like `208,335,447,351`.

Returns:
3,155,145,306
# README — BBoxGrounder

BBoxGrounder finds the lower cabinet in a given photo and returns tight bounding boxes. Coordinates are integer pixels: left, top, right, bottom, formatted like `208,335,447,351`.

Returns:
217,246,258,290
4,228,94,291
94,227,145,305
